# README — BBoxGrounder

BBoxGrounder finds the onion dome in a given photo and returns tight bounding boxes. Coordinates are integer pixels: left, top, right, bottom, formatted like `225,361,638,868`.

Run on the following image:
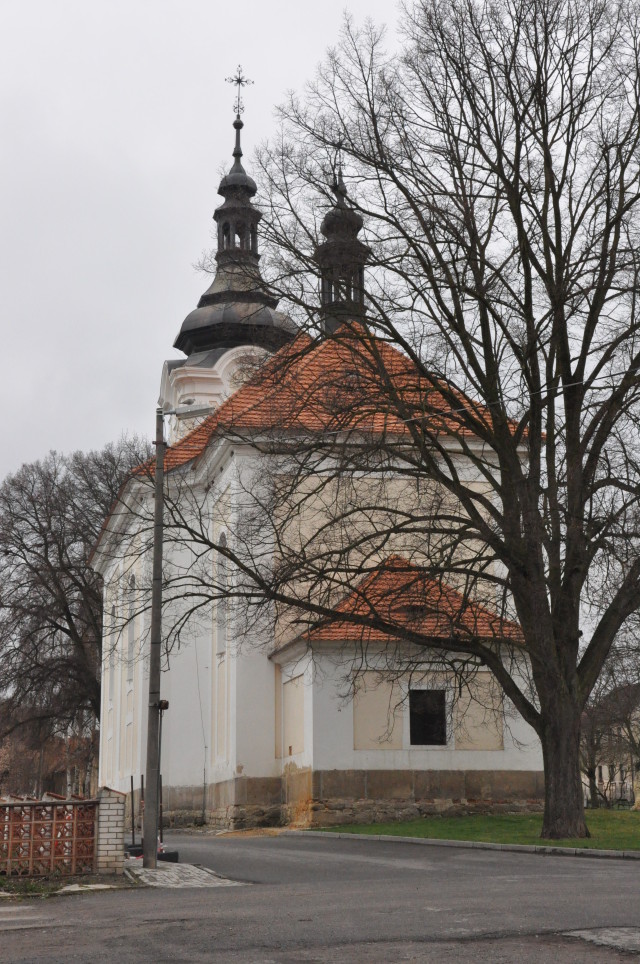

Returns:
174,113,296,356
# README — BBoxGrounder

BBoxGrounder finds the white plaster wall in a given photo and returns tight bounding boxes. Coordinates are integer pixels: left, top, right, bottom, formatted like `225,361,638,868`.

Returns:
104,627,213,796
310,651,543,773
135,602,149,797
234,643,280,778
97,535,214,796
97,628,108,787
160,345,270,445
159,627,212,790
311,655,352,770
100,567,122,790
276,654,315,772
223,450,281,779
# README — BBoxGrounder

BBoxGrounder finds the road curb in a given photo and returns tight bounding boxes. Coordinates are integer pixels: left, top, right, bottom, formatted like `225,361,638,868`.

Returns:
286,829,640,860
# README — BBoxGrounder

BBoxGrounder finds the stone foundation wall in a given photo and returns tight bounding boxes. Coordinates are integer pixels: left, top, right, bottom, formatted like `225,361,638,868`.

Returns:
301,769,545,827
154,768,545,830
159,777,283,830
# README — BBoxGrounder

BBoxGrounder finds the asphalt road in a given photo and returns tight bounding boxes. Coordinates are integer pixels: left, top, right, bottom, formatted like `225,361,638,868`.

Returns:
2,831,640,962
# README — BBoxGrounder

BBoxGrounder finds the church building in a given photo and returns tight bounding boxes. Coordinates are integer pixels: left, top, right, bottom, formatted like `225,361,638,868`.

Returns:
91,101,544,828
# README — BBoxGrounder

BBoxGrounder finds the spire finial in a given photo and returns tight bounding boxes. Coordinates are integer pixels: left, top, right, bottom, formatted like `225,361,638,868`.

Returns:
333,138,348,207
225,66,254,164
226,65,254,117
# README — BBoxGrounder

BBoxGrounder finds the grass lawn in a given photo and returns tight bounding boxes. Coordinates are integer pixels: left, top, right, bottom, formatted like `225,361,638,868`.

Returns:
321,810,640,850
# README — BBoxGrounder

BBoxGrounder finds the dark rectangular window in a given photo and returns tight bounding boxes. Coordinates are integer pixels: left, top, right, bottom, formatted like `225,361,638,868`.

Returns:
409,689,447,745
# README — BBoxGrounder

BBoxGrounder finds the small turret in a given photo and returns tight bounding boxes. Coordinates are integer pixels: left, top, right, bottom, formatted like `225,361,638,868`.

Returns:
314,168,370,336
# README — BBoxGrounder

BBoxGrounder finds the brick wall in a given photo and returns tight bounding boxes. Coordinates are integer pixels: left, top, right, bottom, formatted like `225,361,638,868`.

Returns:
96,786,125,875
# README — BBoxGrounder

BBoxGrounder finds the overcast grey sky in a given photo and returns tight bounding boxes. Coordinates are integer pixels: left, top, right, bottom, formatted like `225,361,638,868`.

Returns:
0,0,397,479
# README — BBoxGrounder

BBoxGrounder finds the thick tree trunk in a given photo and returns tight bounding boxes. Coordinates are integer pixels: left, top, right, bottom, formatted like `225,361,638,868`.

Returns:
540,696,589,838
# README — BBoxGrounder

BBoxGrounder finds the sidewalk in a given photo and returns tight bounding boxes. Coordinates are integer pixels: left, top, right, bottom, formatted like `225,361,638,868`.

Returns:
125,860,242,889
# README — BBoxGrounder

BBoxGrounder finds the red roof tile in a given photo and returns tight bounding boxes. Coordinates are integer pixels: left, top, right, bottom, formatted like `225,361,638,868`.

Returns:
154,329,497,474
302,555,522,645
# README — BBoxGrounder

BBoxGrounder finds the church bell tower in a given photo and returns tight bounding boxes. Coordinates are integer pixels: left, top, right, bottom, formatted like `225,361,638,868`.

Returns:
160,69,296,440
314,168,370,336
173,70,295,356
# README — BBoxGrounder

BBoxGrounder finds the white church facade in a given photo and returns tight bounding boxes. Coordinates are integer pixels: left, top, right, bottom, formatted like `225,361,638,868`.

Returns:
91,108,543,828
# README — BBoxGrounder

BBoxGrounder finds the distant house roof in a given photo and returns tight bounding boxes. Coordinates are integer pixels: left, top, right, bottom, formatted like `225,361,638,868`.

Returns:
287,555,523,647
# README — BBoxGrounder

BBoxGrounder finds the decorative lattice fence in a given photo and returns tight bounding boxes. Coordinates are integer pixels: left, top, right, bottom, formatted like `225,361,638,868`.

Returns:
0,800,98,877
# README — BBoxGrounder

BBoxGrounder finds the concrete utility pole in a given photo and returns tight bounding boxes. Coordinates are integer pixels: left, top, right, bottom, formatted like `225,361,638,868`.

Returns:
143,407,165,868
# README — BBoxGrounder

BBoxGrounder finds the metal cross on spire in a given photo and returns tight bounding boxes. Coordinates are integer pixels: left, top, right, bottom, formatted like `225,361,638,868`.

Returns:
226,65,254,116
333,138,348,204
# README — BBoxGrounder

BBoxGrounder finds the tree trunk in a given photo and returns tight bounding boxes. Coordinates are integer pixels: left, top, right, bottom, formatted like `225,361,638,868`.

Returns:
540,696,589,838
586,769,599,809
83,750,94,796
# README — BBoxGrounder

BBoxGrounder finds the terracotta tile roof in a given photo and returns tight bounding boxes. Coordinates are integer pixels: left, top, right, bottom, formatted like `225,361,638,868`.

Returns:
302,555,523,645
154,329,497,474
93,331,509,562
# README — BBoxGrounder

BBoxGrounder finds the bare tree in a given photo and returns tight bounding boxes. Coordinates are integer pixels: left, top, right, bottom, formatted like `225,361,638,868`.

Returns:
0,710,99,798
581,627,640,806
149,0,640,839
0,438,151,755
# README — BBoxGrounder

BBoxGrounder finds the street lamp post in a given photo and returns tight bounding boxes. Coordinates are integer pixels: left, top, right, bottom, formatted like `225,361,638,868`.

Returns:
142,407,165,869
141,402,213,869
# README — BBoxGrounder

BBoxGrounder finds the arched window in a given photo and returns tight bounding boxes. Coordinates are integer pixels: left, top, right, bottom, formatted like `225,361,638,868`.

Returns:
216,534,228,656
126,575,135,682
